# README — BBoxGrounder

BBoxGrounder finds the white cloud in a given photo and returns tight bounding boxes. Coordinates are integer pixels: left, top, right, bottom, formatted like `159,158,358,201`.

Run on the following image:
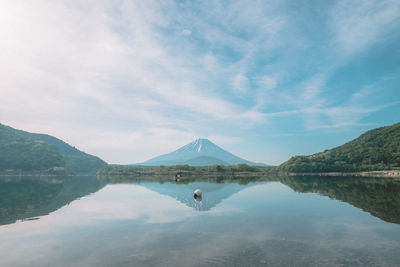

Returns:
182,29,192,35
300,75,325,103
260,76,277,90
232,72,249,95
256,74,391,131
331,0,400,54
254,75,278,108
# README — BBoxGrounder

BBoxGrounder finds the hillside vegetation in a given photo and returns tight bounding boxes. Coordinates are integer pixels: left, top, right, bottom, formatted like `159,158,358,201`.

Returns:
0,124,65,171
0,124,107,173
99,164,277,179
280,122,400,172
16,129,107,173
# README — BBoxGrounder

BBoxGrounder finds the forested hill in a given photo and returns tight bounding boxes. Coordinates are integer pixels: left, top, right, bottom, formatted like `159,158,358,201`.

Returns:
16,128,107,173
0,124,107,173
280,122,400,172
0,124,65,171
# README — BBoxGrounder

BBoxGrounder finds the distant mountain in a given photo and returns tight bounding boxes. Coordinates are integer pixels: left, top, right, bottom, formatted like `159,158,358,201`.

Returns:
280,122,400,172
0,124,65,171
0,123,107,173
140,138,266,166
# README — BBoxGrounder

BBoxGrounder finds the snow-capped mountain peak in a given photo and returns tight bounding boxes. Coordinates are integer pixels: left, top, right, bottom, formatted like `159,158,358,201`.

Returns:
140,138,266,166
174,138,217,154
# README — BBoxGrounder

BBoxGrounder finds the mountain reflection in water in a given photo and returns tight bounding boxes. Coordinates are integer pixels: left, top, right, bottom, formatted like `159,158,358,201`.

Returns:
140,182,256,211
1,175,400,225
1,175,400,266
280,176,400,224
0,175,105,225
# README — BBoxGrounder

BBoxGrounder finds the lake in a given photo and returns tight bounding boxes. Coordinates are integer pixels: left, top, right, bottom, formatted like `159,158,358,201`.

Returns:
1,175,400,266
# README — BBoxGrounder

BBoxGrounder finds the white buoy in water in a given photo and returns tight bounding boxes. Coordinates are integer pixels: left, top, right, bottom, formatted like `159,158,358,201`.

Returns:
193,189,202,200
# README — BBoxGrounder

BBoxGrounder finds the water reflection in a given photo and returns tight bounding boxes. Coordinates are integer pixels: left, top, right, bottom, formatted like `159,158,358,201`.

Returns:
1,175,400,266
1,175,400,225
139,181,261,211
103,175,400,224
280,176,400,224
0,175,105,225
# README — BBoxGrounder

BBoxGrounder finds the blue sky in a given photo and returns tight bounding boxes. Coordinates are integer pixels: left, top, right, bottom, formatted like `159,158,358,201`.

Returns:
0,0,399,165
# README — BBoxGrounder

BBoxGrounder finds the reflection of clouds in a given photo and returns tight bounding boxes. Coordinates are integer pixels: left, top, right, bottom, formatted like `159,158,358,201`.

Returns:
206,205,243,215
0,183,247,236
1,182,400,267
62,185,198,224
0,184,199,266
0,183,247,266
1,184,200,233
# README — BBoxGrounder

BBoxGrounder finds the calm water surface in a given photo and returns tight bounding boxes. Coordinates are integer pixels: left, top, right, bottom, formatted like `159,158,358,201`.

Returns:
1,175,400,266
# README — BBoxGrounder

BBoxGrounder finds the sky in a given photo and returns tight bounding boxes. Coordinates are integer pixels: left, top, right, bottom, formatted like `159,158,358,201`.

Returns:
0,0,399,165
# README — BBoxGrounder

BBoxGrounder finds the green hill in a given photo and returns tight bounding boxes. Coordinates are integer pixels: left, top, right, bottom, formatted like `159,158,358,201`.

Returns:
0,123,107,173
0,124,65,171
15,129,107,173
280,122,400,172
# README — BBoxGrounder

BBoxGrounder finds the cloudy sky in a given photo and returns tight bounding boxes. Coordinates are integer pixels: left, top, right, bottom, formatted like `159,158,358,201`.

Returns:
1,0,399,165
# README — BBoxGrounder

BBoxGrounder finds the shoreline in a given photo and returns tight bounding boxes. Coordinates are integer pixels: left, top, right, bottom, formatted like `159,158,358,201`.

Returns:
2,169,399,179
286,170,400,178
101,169,400,179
